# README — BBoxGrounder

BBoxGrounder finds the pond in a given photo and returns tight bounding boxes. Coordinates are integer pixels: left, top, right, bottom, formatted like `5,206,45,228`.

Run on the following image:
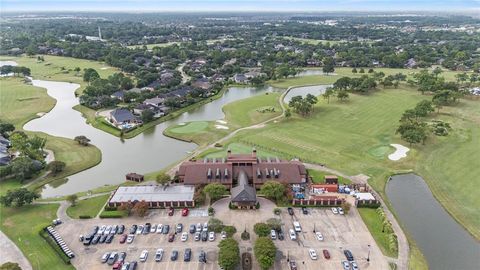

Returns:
386,174,479,270
22,78,280,197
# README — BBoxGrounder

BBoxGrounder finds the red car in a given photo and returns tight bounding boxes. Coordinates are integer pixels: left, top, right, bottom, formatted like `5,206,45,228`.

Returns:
182,208,189,216
119,234,127,244
112,261,123,270
168,207,174,216
322,249,331,259
168,233,175,242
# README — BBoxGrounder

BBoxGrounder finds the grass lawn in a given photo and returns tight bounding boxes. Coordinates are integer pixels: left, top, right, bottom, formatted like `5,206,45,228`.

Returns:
358,208,398,258
199,142,279,159
169,121,209,134
66,194,110,219
0,204,74,270
307,169,351,185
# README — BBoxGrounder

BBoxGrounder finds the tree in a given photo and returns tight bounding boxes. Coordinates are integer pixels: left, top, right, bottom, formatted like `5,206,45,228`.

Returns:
322,57,335,75
218,238,240,270
208,218,224,233
131,201,149,217
141,109,155,122
0,122,15,137
396,121,428,146
337,90,349,101
48,161,66,176
341,201,352,214
352,68,357,73
413,100,435,117
432,67,443,78
260,181,285,202
0,188,39,207
155,173,171,186
67,194,78,206
74,135,91,146
266,218,282,231
0,262,22,270
203,183,227,202
323,87,335,104
254,237,277,270
83,68,100,83
284,108,291,118
254,223,271,237
11,156,37,180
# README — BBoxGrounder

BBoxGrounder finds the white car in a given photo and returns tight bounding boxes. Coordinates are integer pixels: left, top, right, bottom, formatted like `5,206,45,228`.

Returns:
331,207,339,214
315,232,324,241
196,223,202,232
308,249,318,260
221,231,227,240
155,248,164,262
98,225,106,235
342,261,351,270
270,230,277,240
150,224,157,233
338,207,345,215
126,234,135,244
104,225,112,235
194,232,201,241
140,250,148,262
289,229,296,240
203,222,208,232
181,232,188,242
208,231,215,241
351,261,359,270
156,224,163,233
136,225,144,234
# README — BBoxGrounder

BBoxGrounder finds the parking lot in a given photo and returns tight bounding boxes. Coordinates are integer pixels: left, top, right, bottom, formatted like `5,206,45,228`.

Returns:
56,198,389,270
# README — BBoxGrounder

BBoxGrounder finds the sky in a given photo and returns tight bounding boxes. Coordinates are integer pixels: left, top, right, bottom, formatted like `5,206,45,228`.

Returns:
1,0,479,12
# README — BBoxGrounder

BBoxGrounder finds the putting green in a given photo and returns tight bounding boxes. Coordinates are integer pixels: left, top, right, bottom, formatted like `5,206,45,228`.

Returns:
368,145,393,159
169,121,209,134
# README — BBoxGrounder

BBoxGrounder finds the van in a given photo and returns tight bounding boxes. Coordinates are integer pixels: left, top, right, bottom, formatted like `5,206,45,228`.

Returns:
293,221,302,232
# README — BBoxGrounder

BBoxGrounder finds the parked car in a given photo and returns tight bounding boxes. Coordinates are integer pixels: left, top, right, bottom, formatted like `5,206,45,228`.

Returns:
344,250,354,261
98,225,106,235
287,207,294,216
119,234,127,244
136,225,143,235
289,259,298,270
121,262,129,270
308,249,318,260
112,261,123,270
338,207,345,215
105,225,112,235
168,233,175,242
221,231,227,240
155,248,164,262
342,260,351,270
129,225,137,234
196,223,202,232
92,226,99,234
270,230,277,240
277,230,285,240
176,223,183,233
118,252,126,263
351,261,359,270
181,232,188,242
150,224,157,233
182,208,189,216
203,222,208,232
92,234,101,245
189,224,196,234
118,225,125,234
194,232,201,241
168,207,174,216
143,223,151,234
302,207,308,214
139,250,148,262
323,249,331,259
99,234,107,243
331,207,339,214
111,225,118,234
315,232,324,241
156,224,163,233
128,261,137,270
201,231,208,242
199,250,206,263
83,236,93,246
126,234,135,244
106,234,114,243
184,248,192,262
289,229,296,240
171,250,178,261
107,252,118,265
162,225,170,234
208,231,215,241
101,252,110,263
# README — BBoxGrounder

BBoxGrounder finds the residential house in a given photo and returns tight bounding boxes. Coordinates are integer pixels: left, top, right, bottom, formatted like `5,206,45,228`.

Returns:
244,71,265,79
0,135,11,166
109,108,139,128
307,59,321,67
211,73,226,82
127,87,145,94
405,58,417,69
192,77,212,90
234,74,248,84
142,80,162,91
110,90,125,101
144,97,165,107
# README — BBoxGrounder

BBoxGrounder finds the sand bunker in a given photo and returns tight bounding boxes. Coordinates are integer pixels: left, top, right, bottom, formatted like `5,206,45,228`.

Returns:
216,120,227,124
388,144,410,161
215,124,229,130
100,67,110,70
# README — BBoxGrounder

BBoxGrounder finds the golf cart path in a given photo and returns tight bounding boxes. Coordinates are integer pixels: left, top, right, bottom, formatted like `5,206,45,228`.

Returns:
0,230,33,270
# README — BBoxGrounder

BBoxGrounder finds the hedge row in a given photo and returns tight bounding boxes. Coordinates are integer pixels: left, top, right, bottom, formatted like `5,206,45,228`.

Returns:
99,210,127,218
39,229,71,265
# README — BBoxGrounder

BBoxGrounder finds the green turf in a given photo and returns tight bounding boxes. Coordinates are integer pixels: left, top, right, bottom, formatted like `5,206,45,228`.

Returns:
200,142,278,159
169,121,209,134
66,194,110,218
358,208,398,258
307,169,351,185
0,203,74,270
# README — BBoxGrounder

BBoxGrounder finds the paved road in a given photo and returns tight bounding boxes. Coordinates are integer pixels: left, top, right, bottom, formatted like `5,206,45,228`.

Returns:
0,230,33,270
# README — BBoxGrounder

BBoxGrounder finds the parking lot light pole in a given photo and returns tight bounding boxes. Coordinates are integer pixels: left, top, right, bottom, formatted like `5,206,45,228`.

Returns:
287,250,290,262
313,223,316,233
367,244,371,262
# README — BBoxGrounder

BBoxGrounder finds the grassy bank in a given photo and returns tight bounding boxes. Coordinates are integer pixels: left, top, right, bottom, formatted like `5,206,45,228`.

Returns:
358,208,398,258
66,194,110,219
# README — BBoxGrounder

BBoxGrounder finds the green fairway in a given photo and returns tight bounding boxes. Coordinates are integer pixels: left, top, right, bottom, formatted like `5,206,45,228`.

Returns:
66,194,109,218
358,208,397,258
170,121,209,133
200,142,278,159
0,204,74,270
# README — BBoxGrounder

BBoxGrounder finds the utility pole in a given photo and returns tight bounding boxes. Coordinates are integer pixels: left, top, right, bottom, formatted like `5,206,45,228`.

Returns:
367,244,371,262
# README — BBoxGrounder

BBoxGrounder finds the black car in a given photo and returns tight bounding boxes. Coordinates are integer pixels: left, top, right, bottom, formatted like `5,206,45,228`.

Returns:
343,250,354,261
201,231,208,242
171,250,178,261
143,223,151,234
184,248,192,262
198,250,206,263
277,230,285,241
99,234,107,243
189,224,196,234
91,234,101,245
128,261,137,270
118,225,125,234
302,207,308,215
162,225,170,234
118,252,126,263
287,207,294,216
92,226,99,234
176,223,183,233
105,234,114,243
129,225,137,234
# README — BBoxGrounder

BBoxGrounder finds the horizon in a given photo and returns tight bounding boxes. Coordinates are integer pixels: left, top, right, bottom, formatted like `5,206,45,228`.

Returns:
2,0,479,12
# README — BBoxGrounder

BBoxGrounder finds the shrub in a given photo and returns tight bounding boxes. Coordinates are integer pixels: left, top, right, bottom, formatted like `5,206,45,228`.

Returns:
241,231,250,240
208,218,224,233
255,202,260,209
104,206,118,211
254,237,276,270
223,225,237,237
208,207,215,216
273,208,281,215
254,223,271,237
78,215,92,219
99,210,127,218
39,229,71,264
